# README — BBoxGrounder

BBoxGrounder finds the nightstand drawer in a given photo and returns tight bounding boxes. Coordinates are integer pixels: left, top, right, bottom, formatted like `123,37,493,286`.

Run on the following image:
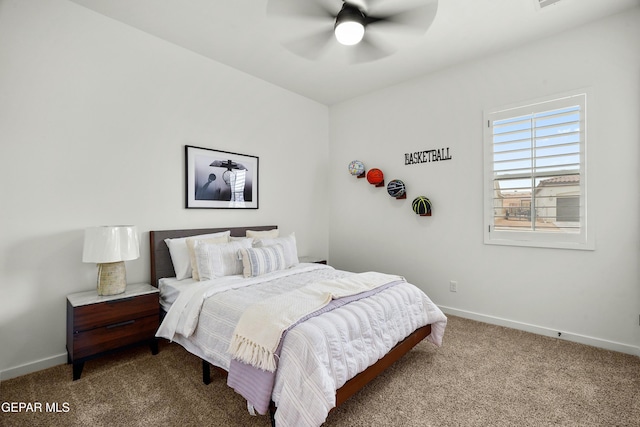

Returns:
72,314,159,359
72,293,158,332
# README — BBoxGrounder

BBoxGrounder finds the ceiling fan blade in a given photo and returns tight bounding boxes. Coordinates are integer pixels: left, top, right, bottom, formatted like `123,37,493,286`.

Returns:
347,34,394,64
267,0,338,21
366,0,438,33
268,0,438,64
282,28,336,60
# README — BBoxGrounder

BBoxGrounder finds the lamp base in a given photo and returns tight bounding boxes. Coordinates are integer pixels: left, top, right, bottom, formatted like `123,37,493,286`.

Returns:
96,261,127,295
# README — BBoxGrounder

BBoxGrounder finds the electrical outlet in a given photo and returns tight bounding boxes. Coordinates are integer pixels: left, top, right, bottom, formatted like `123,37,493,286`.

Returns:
449,281,458,292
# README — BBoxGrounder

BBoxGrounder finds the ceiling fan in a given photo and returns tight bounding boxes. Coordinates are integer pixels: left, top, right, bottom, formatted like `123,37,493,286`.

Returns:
267,0,439,63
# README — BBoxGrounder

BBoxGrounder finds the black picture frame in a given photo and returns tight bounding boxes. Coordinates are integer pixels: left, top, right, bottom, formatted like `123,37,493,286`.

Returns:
185,145,259,209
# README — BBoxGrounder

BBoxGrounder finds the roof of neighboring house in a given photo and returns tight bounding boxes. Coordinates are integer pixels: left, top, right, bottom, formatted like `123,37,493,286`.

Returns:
500,191,531,198
537,175,580,186
495,175,579,198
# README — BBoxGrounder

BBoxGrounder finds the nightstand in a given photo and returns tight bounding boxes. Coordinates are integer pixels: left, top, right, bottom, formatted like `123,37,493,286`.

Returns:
66,283,160,380
299,256,327,265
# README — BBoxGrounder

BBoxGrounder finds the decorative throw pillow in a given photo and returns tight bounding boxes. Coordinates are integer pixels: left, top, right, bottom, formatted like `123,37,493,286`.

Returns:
164,231,230,280
253,233,299,268
239,244,286,278
229,236,254,243
195,239,253,280
246,229,279,239
186,235,230,280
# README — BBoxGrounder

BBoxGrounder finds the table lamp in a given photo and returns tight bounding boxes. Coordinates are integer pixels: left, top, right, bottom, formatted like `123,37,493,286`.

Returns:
82,225,140,295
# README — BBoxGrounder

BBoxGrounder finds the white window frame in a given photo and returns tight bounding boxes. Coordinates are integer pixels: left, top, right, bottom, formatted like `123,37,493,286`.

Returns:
483,90,594,250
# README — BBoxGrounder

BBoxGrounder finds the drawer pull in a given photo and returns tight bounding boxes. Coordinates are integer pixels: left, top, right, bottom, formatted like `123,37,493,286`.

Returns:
106,320,135,329
107,297,134,304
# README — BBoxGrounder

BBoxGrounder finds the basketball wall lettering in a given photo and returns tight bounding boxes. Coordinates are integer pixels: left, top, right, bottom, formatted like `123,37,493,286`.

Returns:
405,148,452,165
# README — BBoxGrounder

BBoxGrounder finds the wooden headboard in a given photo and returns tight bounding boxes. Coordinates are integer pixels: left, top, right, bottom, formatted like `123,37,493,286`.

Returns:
149,225,278,287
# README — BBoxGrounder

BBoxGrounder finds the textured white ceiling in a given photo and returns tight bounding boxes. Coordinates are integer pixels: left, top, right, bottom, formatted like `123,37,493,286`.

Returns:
69,0,640,105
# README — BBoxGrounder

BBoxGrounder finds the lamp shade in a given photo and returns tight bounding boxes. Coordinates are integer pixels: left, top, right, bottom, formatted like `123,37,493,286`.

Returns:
82,226,140,263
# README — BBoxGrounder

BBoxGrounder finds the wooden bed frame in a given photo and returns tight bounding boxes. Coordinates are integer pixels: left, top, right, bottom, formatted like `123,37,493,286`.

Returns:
149,225,431,424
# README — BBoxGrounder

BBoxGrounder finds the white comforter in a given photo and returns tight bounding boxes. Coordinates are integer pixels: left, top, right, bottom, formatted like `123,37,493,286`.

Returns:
156,264,447,427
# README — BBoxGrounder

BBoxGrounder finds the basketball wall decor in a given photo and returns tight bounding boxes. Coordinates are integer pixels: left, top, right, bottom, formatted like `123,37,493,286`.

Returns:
405,147,452,165
366,168,384,187
387,179,406,199
412,196,432,216
348,160,365,178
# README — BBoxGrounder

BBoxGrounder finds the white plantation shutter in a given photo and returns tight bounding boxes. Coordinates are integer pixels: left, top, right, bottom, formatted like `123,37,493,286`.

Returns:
483,92,594,250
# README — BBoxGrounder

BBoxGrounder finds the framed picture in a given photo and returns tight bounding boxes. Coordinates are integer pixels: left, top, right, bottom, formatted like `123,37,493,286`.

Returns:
185,145,259,209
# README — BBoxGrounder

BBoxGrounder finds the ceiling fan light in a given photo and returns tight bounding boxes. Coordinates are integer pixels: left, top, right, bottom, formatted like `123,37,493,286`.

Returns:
335,21,365,45
334,4,366,46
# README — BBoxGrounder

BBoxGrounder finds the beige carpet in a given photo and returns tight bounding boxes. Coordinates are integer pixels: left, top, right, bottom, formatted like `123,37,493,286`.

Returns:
2,316,639,426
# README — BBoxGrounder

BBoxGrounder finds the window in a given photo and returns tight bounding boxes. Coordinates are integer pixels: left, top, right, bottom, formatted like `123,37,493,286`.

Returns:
483,91,594,250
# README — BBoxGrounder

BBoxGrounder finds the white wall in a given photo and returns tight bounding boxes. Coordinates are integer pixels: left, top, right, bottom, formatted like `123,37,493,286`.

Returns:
329,9,640,355
0,0,329,379
2,1,637,381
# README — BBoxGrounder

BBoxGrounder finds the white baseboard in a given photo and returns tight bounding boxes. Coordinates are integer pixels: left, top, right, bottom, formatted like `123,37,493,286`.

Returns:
439,306,640,357
2,309,638,380
0,353,68,381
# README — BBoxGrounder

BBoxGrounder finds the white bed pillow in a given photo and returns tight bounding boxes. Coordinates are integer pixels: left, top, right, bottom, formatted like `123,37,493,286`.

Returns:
186,234,230,280
253,233,299,268
239,244,286,278
164,231,230,280
229,236,254,243
246,229,279,239
195,239,253,280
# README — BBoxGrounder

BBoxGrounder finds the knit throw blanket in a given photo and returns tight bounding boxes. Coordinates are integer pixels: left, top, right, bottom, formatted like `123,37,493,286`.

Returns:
228,271,404,372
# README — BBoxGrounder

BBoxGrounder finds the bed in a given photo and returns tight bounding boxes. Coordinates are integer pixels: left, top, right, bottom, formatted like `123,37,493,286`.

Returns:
150,225,447,427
